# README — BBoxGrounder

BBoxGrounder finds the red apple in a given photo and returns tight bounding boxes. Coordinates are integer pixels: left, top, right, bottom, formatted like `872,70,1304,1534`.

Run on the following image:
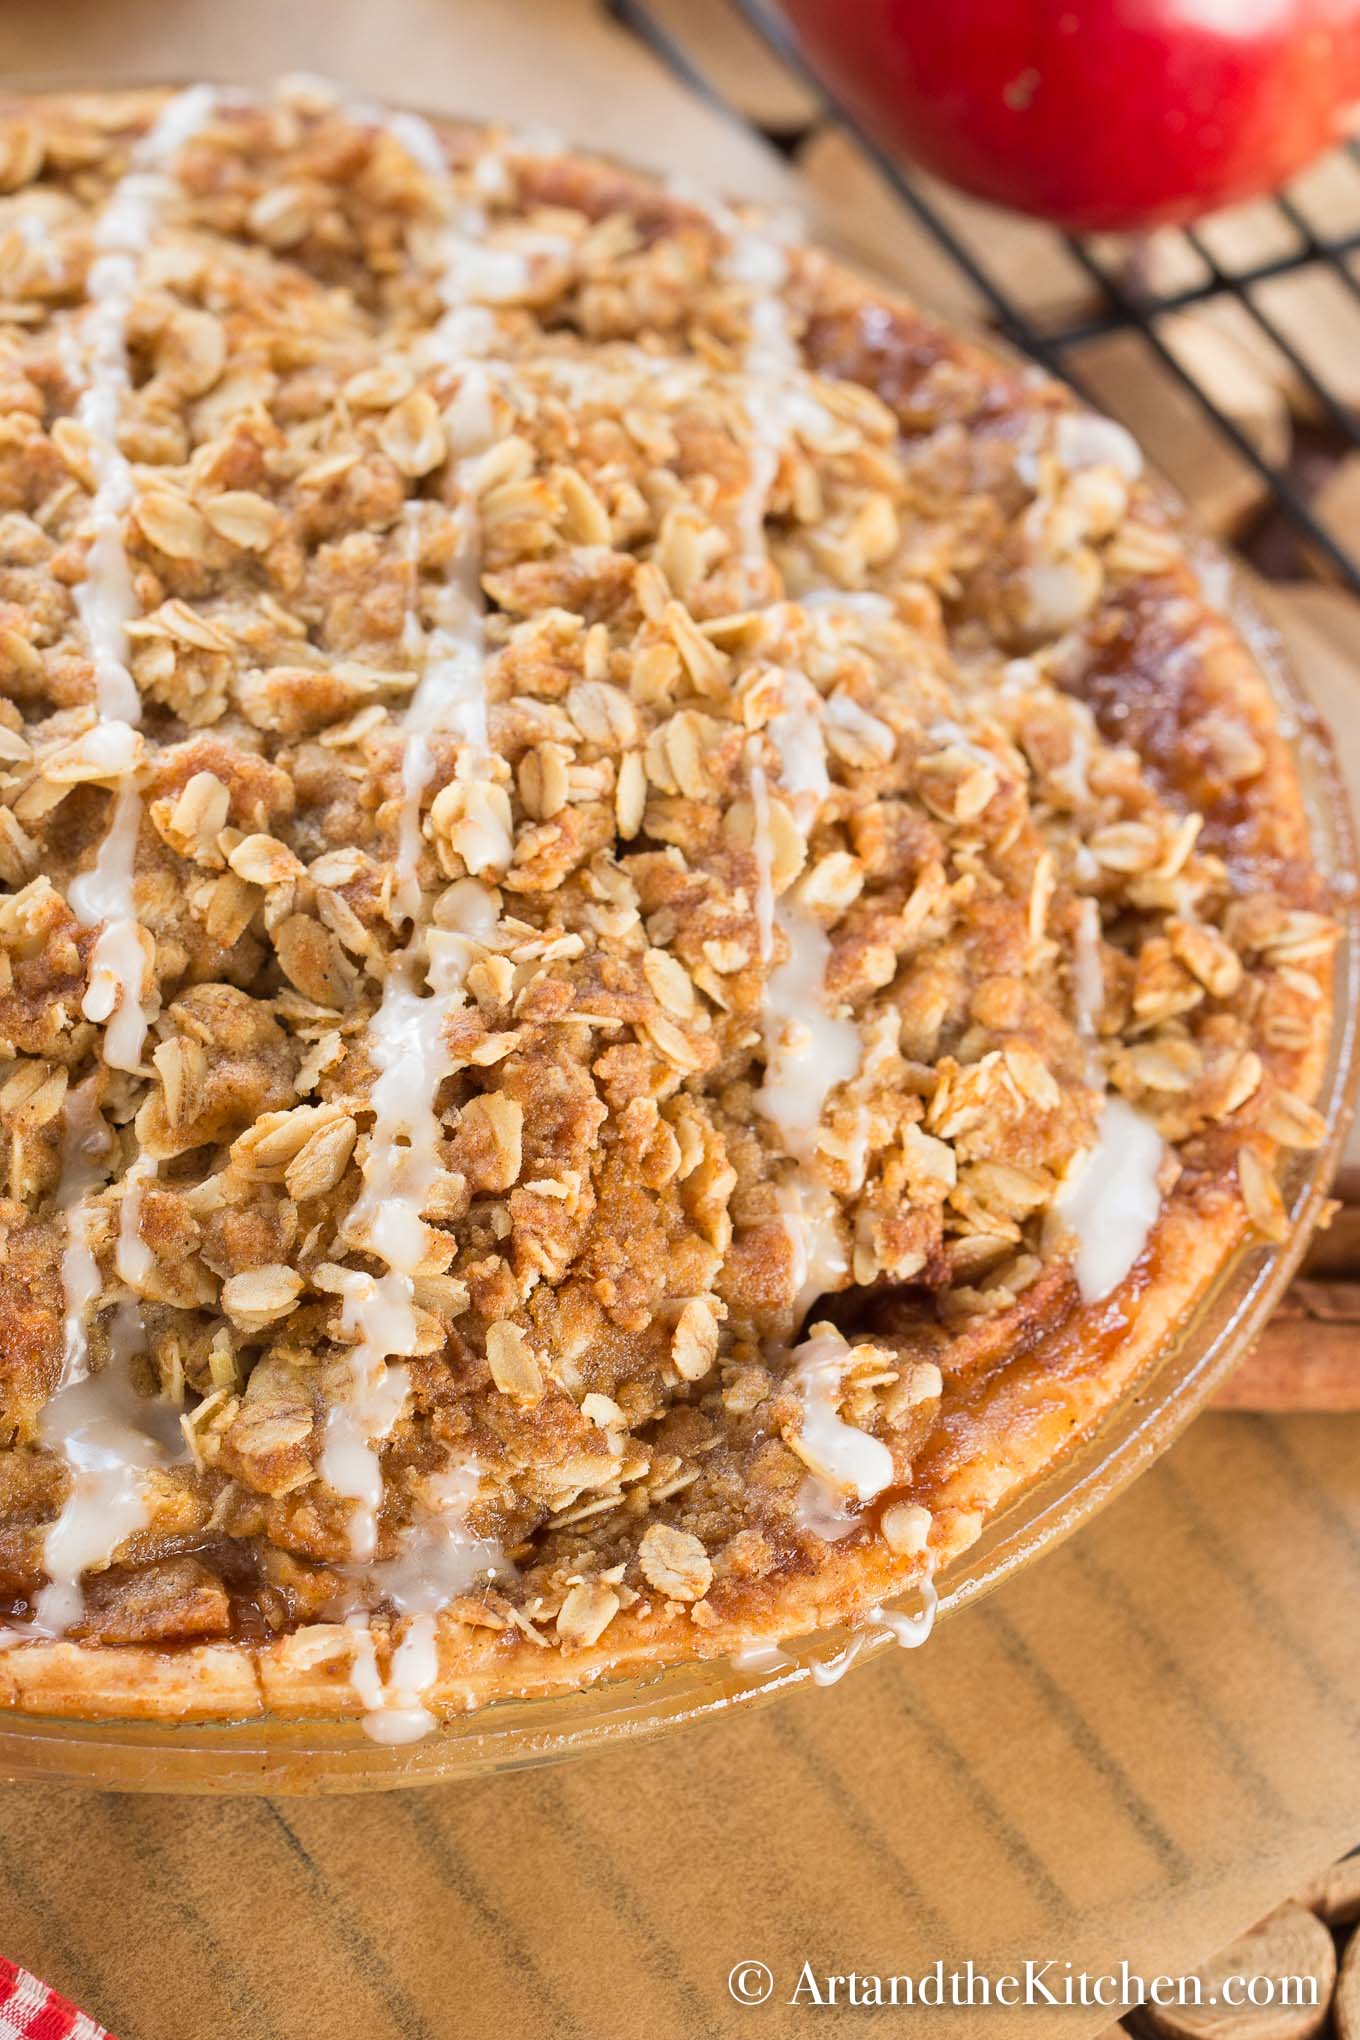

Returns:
776,0,1360,231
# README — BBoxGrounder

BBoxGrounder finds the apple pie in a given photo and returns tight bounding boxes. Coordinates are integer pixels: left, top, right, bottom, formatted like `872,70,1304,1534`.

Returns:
0,80,1340,1736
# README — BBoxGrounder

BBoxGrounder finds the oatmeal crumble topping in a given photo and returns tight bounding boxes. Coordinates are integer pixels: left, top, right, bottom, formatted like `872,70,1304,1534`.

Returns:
0,79,1339,1720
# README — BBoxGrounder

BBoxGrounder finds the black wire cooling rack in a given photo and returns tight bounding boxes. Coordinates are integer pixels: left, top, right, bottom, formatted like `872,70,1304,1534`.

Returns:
610,0,1360,597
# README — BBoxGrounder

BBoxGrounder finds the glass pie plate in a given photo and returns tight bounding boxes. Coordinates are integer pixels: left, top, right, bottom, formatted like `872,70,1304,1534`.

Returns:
0,77,1355,1789
0,554,1351,1793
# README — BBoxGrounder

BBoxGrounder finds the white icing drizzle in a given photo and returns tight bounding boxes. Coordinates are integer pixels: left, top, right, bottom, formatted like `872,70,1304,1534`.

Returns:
54,1079,115,1391
319,1266,422,1564
794,1477,863,1544
738,278,797,555
321,452,503,1561
321,896,499,1530
486,151,1149,1697
666,173,832,558
868,1580,938,1650
1057,1097,1165,1305
1072,896,1105,1045
65,86,216,1074
788,1329,893,1509
355,1465,505,1613
1064,894,1166,1304
38,1152,169,1637
318,1394,389,1556
340,1469,506,1742
809,1632,868,1687
384,110,532,355
747,669,861,1332
33,1306,186,1636
31,90,216,1638
808,1581,938,1688
345,1616,442,1745
309,110,514,1736
768,669,830,817
749,680,862,1167
114,1154,157,1292
758,907,861,1162
322,755,500,1558
392,465,498,924
69,785,149,1073
730,1641,791,1675
779,1177,849,1322
725,227,835,557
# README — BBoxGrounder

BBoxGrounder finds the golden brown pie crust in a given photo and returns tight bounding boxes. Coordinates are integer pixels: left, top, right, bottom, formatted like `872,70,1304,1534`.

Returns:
0,83,1340,1724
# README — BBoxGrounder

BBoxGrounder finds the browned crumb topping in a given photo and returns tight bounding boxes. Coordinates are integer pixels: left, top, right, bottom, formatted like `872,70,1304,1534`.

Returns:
0,82,1338,1680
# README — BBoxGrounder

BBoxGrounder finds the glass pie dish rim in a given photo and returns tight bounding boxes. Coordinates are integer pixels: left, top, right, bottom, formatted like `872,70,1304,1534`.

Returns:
0,78,1354,1790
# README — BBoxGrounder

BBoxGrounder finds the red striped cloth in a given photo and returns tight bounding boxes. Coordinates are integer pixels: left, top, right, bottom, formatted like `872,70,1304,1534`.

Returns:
0,1960,109,2040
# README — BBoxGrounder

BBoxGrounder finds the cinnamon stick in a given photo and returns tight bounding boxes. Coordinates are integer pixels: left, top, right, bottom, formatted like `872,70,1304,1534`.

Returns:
1336,1929,1360,2040
1135,1903,1334,2040
1211,1289,1360,1412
